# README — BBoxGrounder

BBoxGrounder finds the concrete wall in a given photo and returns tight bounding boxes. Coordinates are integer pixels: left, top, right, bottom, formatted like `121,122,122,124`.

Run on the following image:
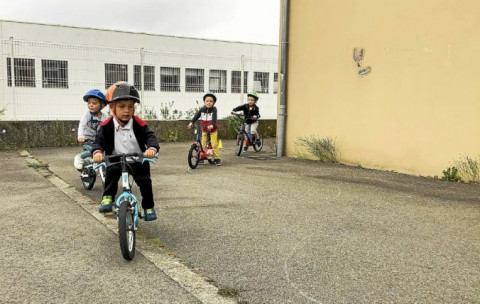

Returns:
283,0,480,177
0,120,276,150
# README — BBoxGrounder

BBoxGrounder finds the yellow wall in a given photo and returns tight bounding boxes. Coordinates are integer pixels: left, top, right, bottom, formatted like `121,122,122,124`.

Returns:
283,0,480,176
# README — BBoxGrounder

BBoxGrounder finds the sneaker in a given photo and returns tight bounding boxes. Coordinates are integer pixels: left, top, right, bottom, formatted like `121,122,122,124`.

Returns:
144,208,157,221
214,159,222,166
255,139,261,146
98,196,113,213
243,146,248,151
74,154,84,171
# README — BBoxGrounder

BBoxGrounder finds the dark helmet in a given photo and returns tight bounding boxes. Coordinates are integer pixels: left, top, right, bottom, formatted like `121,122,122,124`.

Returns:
83,89,106,106
203,91,217,103
247,91,259,101
106,81,140,103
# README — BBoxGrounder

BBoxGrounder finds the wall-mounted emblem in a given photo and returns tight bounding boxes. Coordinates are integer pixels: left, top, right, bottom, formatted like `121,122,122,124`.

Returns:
353,48,371,76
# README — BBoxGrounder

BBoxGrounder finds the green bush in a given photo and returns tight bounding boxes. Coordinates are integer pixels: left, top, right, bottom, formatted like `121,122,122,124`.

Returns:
441,166,462,182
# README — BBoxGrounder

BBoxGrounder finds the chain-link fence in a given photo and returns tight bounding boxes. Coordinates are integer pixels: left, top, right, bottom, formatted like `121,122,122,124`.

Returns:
0,38,278,121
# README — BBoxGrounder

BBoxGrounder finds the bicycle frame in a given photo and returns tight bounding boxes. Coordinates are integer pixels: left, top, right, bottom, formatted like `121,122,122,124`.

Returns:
94,153,156,226
239,123,255,147
194,128,213,160
94,152,157,260
232,113,263,156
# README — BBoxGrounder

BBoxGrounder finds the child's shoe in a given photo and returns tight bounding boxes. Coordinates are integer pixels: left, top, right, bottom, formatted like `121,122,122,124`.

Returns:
144,208,157,221
214,159,222,166
98,196,113,213
243,146,248,151
255,139,261,146
74,155,84,171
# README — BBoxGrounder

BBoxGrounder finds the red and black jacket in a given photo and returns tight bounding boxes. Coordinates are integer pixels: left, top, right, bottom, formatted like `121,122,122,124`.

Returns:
92,116,159,155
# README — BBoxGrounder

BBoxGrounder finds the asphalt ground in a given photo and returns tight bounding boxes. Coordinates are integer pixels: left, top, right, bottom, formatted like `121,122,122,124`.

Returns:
3,139,479,303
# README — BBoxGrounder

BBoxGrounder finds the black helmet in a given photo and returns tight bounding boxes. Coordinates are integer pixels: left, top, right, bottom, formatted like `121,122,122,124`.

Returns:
106,81,140,103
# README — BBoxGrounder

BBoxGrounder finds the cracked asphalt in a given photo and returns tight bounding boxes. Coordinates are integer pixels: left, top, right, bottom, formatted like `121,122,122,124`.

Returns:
2,139,479,303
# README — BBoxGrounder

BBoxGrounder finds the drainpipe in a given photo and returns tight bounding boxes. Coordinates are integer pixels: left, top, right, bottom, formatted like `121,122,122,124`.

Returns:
277,0,288,157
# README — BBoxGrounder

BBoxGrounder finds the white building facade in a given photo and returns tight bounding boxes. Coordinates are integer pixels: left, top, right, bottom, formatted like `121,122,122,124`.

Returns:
0,20,278,120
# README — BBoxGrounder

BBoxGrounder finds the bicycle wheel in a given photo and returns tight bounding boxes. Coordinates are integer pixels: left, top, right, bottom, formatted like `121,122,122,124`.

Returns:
253,134,264,152
235,134,244,156
81,166,96,190
188,145,200,169
118,200,135,260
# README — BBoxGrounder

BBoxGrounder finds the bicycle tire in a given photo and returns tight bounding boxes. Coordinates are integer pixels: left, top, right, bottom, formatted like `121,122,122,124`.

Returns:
188,145,200,169
118,200,135,260
235,134,244,156
253,134,264,152
81,167,96,190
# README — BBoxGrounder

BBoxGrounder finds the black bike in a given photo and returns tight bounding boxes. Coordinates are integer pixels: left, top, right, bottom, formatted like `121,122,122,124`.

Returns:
232,113,263,156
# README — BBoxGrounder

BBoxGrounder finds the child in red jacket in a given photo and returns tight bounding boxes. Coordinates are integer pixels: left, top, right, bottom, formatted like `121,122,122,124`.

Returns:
92,82,159,221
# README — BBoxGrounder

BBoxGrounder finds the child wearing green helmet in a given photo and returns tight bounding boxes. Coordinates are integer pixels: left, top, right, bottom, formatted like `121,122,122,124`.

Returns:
231,92,261,151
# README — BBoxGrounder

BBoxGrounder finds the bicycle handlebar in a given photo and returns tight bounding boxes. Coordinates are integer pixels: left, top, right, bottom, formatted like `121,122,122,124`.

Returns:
94,153,158,169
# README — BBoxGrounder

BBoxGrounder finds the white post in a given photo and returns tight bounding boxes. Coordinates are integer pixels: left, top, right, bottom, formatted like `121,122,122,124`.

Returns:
140,47,145,118
240,55,245,104
9,37,16,120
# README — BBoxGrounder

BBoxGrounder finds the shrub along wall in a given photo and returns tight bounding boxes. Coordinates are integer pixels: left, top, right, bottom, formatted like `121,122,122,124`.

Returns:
0,120,277,150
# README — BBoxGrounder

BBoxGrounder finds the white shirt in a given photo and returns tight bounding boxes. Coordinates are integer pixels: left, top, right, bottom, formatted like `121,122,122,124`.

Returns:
112,118,142,155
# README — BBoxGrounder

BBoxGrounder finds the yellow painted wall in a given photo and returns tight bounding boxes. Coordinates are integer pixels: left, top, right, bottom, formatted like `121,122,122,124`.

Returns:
283,0,480,176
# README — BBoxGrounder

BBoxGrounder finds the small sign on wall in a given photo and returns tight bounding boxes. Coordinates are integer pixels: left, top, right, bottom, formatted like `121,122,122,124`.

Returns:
353,48,372,76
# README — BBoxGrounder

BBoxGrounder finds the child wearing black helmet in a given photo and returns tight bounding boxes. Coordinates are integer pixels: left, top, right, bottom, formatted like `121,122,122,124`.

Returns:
187,91,221,166
92,82,160,221
231,91,261,151
74,89,108,170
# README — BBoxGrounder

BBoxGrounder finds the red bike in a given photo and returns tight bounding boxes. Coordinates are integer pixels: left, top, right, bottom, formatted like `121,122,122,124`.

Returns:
187,125,215,169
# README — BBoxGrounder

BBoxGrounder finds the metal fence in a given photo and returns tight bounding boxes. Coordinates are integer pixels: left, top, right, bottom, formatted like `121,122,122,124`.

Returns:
0,38,278,120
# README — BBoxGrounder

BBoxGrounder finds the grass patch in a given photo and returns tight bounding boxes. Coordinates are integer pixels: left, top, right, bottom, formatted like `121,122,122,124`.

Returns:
27,161,49,170
218,286,240,298
147,238,164,246
453,155,480,183
296,135,338,163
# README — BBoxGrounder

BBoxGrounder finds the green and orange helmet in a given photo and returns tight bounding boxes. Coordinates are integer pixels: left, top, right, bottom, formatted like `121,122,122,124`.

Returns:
105,81,140,103
247,91,259,101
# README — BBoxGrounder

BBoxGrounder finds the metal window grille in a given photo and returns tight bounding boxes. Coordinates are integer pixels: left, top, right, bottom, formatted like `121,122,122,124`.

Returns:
160,67,180,92
231,71,248,93
105,63,128,89
185,68,204,92
134,65,155,91
209,69,226,93
254,71,269,93
7,57,36,87
42,59,68,88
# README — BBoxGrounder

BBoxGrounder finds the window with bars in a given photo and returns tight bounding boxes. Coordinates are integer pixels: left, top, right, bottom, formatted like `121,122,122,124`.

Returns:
254,71,269,93
273,72,278,94
231,71,248,93
185,68,204,92
41,59,68,88
7,58,36,87
160,67,181,92
134,65,155,91
105,63,128,89
209,69,226,93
